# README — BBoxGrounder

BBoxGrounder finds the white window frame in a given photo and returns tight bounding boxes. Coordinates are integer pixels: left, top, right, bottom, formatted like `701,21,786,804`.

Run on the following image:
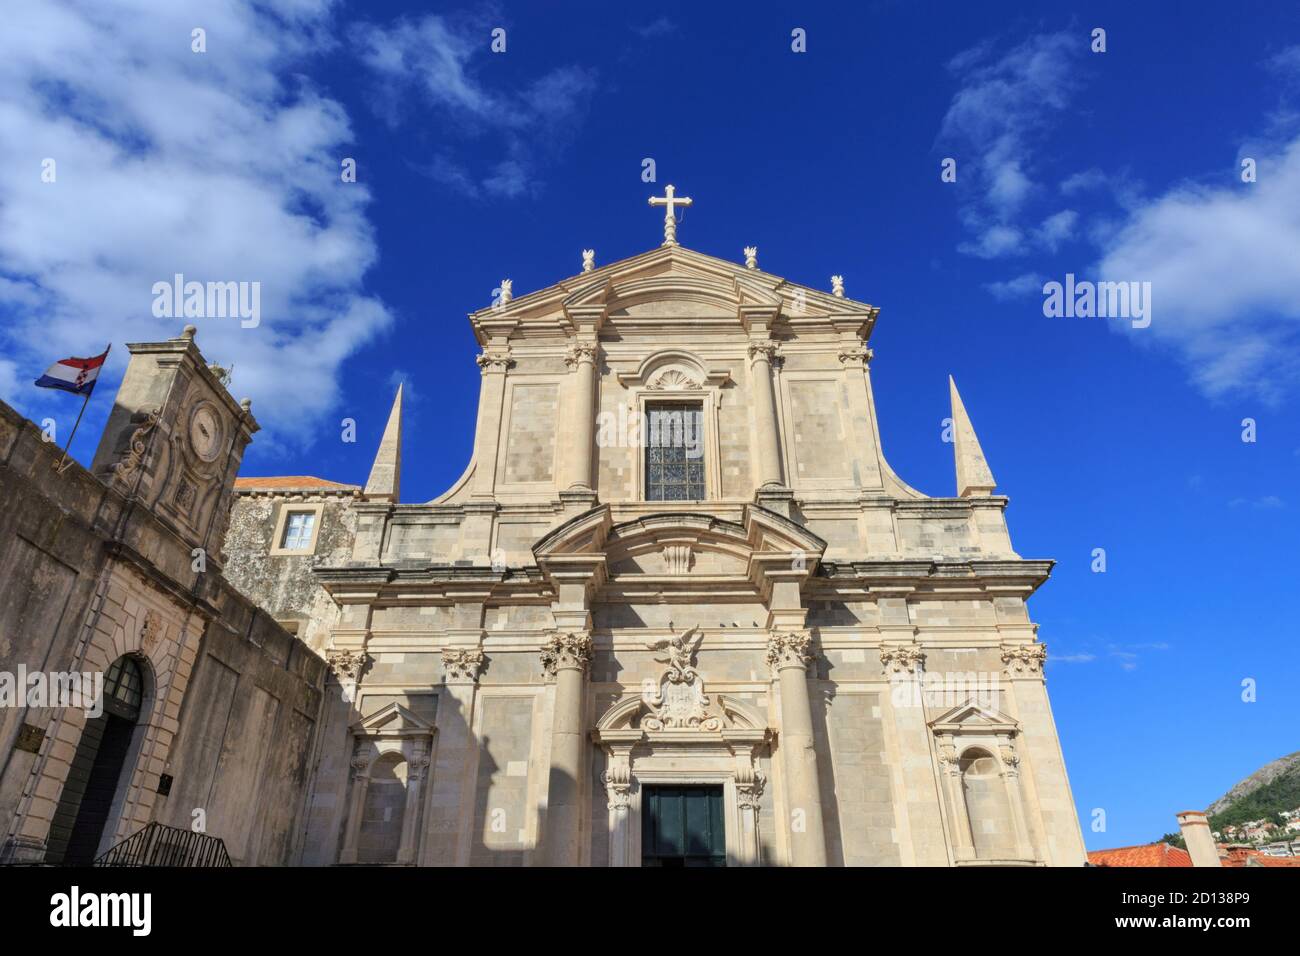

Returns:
270,502,325,556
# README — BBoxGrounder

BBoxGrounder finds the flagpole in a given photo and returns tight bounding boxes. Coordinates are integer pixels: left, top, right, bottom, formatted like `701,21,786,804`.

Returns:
53,343,111,475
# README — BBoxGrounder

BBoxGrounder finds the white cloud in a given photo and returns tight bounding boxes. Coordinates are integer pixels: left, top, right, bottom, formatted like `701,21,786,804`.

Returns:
1052,653,1098,664
940,31,1081,257
0,0,391,448
1096,134,1300,400
984,272,1043,301
1036,210,1078,251
1228,495,1285,509
352,15,597,199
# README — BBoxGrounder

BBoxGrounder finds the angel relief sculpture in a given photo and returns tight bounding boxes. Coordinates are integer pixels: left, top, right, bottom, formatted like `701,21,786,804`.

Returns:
641,626,721,731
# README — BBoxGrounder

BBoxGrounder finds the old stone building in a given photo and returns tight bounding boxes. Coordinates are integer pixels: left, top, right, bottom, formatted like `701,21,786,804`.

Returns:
223,194,1087,867
0,194,1086,867
0,328,323,866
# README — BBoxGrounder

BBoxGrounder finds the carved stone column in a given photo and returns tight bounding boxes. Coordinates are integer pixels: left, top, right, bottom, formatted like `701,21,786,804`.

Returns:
564,341,600,491
748,340,784,488
936,739,975,861
998,742,1035,860
734,754,766,866
397,746,430,865
338,743,372,864
541,630,593,865
601,747,633,867
765,630,827,865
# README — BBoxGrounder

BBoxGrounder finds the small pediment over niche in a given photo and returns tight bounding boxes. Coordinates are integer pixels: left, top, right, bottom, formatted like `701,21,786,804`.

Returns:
928,700,1020,735
351,701,435,738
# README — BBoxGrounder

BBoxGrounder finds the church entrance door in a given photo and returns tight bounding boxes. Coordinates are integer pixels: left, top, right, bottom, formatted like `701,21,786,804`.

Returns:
641,785,726,867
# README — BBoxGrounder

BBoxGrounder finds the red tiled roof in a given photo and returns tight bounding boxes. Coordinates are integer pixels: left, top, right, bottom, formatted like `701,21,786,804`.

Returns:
233,476,359,491
1088,843,1193,867
1220,846,1300,867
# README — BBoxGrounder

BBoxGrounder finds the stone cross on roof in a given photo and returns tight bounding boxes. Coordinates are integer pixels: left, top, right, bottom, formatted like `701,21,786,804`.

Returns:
648,184,692,246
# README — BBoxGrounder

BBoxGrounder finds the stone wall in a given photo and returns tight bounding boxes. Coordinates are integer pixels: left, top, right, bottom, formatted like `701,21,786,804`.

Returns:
0,379,324,865
223,488,358,653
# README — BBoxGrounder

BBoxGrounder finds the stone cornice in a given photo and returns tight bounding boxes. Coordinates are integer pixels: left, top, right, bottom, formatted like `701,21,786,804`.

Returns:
818,558,1053,588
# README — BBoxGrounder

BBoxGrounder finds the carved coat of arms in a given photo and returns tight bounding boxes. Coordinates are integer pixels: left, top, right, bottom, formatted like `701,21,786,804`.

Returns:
641,626,721,731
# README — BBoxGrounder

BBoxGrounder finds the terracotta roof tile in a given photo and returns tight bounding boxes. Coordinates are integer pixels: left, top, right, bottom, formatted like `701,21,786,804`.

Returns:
1088,843,1193,867
233,476,359,492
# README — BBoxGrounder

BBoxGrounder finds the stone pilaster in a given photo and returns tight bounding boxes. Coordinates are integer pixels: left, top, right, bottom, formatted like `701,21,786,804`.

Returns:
422,648,485,866
563,341,600,492
747,339,784,488
765,630,827,866
540,630,593,866
999,639,1088,866
879,641,950,865
470,346,513,499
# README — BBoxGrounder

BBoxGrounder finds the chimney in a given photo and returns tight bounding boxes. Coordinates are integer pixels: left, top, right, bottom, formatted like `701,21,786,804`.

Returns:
1176,811,1222,867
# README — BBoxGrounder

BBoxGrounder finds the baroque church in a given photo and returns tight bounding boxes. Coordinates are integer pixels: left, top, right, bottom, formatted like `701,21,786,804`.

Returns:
0,188,1086,867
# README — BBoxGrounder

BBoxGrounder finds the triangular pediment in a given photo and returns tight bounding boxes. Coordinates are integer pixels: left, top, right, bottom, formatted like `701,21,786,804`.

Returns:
929,700,1020,734
351,701,435,737
468,244,878,342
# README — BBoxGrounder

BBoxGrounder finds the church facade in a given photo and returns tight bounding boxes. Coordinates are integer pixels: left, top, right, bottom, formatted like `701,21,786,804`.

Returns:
226,195,1087,867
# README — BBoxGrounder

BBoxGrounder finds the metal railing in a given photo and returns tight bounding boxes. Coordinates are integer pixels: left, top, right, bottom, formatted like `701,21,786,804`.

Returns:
94,822,232,867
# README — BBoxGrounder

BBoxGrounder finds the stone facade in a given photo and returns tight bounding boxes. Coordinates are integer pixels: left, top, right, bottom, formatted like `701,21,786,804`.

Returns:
0,236,1087,867
226,240,1087,866
0,328,325,865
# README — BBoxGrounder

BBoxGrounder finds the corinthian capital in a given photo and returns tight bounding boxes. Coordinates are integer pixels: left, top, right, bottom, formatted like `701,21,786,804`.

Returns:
540,631,594,677
476,350,514,374
837,345,873,367
564,341,599,368
747,340,778,362
880,643,925,675
441,647,486,684
765,631,814,673
1001,642,1048,676
327,649,369,683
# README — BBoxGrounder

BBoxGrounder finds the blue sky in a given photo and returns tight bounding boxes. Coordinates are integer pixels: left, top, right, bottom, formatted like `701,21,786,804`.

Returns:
2,0,1297,851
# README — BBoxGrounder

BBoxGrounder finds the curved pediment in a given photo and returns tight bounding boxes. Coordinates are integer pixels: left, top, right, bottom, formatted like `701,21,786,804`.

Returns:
594,692,768,733
615,349,732,391
533,505,826,599
606,513,751,577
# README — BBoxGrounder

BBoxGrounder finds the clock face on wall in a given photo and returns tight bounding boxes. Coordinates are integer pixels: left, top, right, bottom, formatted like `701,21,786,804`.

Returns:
189,405,223,462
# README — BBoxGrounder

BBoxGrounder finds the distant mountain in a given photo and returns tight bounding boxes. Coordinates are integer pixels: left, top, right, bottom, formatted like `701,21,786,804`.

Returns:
1206,751,1300,831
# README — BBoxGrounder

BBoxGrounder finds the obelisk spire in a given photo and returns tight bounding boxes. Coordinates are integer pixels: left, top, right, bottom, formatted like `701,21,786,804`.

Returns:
949,376,996,497
364,383,403,502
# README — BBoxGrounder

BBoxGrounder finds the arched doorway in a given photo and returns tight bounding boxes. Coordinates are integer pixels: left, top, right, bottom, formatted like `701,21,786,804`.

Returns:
47,655,146,865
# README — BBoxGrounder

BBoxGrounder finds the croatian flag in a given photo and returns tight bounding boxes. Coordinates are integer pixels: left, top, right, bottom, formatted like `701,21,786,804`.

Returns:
35,348,110,396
